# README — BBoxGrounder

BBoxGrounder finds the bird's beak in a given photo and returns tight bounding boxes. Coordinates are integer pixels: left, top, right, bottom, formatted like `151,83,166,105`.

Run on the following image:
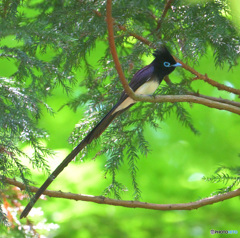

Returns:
172,62,182,67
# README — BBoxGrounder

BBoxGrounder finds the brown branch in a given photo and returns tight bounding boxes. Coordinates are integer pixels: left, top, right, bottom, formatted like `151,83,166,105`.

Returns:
117,24,152,46
106,0,137,99
94,9,152,46
156,0,174,31
175,58,240,97
163,75,172,85
124,94,240,115
5,177,240,211
164,77,240,108
188,92,240,108
0,146,14,157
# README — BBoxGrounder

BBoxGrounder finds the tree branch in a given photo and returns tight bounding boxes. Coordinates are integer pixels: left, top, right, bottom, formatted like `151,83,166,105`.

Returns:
130,94,240,115
94,9,152,46
164,77,240,108
188,92,240,108
175,58,240,96
156,0,174,32
106,0,136,99
5,177,240,211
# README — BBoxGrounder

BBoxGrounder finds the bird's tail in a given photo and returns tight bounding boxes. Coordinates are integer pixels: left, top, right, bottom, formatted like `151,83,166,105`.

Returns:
20,102,129,219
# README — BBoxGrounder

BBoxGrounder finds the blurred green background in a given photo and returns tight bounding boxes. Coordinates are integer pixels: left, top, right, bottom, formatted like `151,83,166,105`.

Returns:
1,1,240,238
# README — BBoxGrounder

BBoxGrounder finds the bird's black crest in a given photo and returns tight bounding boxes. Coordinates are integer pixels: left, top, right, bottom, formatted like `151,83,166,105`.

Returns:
153,46,176,64
153,46,171,58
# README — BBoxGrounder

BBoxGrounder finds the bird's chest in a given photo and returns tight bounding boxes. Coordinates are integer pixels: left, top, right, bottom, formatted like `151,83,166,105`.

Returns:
113,79,159,113
135,78,159,95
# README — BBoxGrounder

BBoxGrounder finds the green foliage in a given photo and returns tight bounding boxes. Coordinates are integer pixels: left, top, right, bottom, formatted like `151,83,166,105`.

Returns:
0,77,52,202
0,0,240,236
203,166,240,194
0,204,8,226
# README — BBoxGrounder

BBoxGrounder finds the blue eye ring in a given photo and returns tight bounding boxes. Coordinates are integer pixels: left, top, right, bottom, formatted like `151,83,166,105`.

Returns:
164,62,171,67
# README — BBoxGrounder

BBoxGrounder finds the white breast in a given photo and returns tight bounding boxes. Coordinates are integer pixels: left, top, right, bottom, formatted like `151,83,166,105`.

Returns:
113,80,159,113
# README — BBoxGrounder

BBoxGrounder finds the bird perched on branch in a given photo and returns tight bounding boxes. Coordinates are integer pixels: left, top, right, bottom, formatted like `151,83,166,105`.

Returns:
20,46,182,219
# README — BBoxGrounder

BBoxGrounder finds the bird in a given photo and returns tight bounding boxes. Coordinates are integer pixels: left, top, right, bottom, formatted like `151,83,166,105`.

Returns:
20,46,182,219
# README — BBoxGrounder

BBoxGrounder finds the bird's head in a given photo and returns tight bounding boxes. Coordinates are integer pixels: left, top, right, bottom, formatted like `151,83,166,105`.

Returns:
153,46,182,75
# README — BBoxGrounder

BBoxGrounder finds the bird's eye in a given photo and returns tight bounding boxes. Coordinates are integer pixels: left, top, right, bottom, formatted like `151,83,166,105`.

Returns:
164,62,171,67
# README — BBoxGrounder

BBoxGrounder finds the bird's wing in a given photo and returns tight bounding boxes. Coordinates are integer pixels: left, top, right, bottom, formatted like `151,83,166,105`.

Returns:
119,64,155,102
113,64,156,113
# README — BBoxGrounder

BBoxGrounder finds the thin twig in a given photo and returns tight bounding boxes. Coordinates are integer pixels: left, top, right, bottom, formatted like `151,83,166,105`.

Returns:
163,75,172,85
156,0,174,32
175,58,240,96
94,9,152,46
117,24,153,46
5,177,240,211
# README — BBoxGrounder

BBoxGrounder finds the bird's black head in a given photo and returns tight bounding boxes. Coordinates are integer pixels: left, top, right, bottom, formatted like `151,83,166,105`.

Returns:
152,46,182,76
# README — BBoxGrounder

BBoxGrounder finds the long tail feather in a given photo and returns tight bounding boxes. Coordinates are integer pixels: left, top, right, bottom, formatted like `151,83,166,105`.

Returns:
20,102,130,219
